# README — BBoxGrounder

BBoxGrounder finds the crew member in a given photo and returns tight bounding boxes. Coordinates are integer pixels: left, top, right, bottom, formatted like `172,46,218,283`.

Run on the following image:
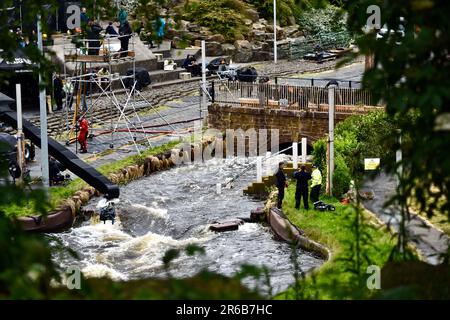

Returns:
310,164,322,204
77,116,89,153
275,162,288,209
293,165,312,210
119,20,132,58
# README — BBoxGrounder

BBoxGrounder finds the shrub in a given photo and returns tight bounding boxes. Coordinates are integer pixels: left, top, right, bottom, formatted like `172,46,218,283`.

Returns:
298,4,347,36
180,0,252,41
333,153,351,197
245,0,301,26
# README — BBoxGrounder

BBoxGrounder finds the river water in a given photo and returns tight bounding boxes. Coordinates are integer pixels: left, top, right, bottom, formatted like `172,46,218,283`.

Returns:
51,156,324,294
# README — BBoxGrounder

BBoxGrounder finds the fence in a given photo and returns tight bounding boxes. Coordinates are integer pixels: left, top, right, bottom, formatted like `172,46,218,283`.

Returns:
289,31,353,60
211,80,381,113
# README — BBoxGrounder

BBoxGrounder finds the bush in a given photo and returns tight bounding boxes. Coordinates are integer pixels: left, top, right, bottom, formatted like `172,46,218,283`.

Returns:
311,140,351,197
312,110,398,196
180,0,252,41
333,154,351,197
245,0,301,26
298,4,347,36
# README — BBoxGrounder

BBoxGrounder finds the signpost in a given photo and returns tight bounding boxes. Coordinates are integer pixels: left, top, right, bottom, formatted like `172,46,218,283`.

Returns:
364,158,381,171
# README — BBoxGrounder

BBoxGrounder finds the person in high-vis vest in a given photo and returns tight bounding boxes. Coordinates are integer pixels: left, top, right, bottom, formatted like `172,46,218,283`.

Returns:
310,164,322,204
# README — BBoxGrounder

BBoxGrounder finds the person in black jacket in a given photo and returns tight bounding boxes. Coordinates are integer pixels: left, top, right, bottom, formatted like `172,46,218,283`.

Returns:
53,75,64,110
275,162,288,209
86,19,103,55
119,20,132,58
293,165,312,210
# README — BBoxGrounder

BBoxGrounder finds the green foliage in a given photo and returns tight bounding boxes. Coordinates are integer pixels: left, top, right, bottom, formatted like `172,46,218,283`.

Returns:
341,0,450,221
332,154,351,197
278,186,400,299
180,0,252,41
312,110,398,197
298,4,347,36
245,0,301,26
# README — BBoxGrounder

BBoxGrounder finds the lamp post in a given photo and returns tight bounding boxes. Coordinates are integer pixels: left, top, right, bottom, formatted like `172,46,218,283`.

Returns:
273,0,277,64
326,80,338,196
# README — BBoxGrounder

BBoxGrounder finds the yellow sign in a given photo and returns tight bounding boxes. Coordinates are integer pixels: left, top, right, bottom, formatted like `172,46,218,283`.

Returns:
364,158,380,170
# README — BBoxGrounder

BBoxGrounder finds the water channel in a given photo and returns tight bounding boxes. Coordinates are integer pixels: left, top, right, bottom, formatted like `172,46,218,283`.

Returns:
51,156,324,294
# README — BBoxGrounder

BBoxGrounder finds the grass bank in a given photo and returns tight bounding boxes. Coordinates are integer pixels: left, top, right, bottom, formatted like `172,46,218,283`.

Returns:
2,140,180,217
276,185,399,299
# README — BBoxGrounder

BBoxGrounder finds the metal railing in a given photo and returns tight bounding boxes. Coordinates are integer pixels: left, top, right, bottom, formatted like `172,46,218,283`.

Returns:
210,81,381,113
63,34,135,62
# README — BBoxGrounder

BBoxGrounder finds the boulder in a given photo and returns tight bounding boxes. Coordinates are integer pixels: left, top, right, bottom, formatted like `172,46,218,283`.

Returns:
266,25,286,39
187,23,200,33
179,20,190,31
207,34,225,43
206,41,223,56
250,30,266,42
200,29,212,38
193,39,202,47
252,23,266,31
252,51,273,61
285,25,300,38
261,41,271,52
234,40,253,63
258,18,268,25
243,19,253,26
245,8,259,22
221,43,236,56
264,33,274,40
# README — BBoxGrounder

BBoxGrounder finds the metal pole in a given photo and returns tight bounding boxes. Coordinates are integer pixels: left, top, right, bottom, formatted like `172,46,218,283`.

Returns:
37,14,49,187
201,40,207,111
292,142,298,169
327,84,336,196
273,0,277,64
16,84,24,180
301,137,307,164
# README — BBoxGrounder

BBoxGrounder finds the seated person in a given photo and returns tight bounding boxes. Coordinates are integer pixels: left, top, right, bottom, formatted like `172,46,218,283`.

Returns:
218,58,228,72
182,55,201,77
49,157,67,186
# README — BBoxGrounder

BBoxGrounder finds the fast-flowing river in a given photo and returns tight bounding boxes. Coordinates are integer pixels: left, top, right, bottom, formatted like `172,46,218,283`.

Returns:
51,157,324,294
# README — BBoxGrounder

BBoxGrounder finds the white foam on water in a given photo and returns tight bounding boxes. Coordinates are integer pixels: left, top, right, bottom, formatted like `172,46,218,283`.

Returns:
82,263,127,281
238,223,261,233
103,231,210,271
131,203,168,220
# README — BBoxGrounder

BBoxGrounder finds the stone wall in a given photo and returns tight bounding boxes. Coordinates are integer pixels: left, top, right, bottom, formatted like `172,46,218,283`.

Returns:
208,103,348,147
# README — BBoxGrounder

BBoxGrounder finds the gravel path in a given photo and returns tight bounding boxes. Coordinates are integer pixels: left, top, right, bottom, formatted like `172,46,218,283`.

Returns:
362,172,449,265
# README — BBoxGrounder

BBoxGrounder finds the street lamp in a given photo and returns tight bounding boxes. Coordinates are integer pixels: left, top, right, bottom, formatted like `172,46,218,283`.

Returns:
326,80,338,196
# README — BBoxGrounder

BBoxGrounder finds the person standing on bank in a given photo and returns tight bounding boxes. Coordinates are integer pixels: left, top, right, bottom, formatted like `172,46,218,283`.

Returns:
293,165,312,210
86,19,103,56
275,162,288,209
310,164,322,204
119,20,132,58
77,115,89,153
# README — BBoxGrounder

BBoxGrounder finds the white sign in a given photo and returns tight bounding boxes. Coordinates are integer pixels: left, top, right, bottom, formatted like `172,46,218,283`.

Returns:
364,158,380,170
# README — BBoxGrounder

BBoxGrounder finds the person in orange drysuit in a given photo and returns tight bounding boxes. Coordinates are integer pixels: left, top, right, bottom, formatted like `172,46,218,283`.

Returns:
77,116,89,153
